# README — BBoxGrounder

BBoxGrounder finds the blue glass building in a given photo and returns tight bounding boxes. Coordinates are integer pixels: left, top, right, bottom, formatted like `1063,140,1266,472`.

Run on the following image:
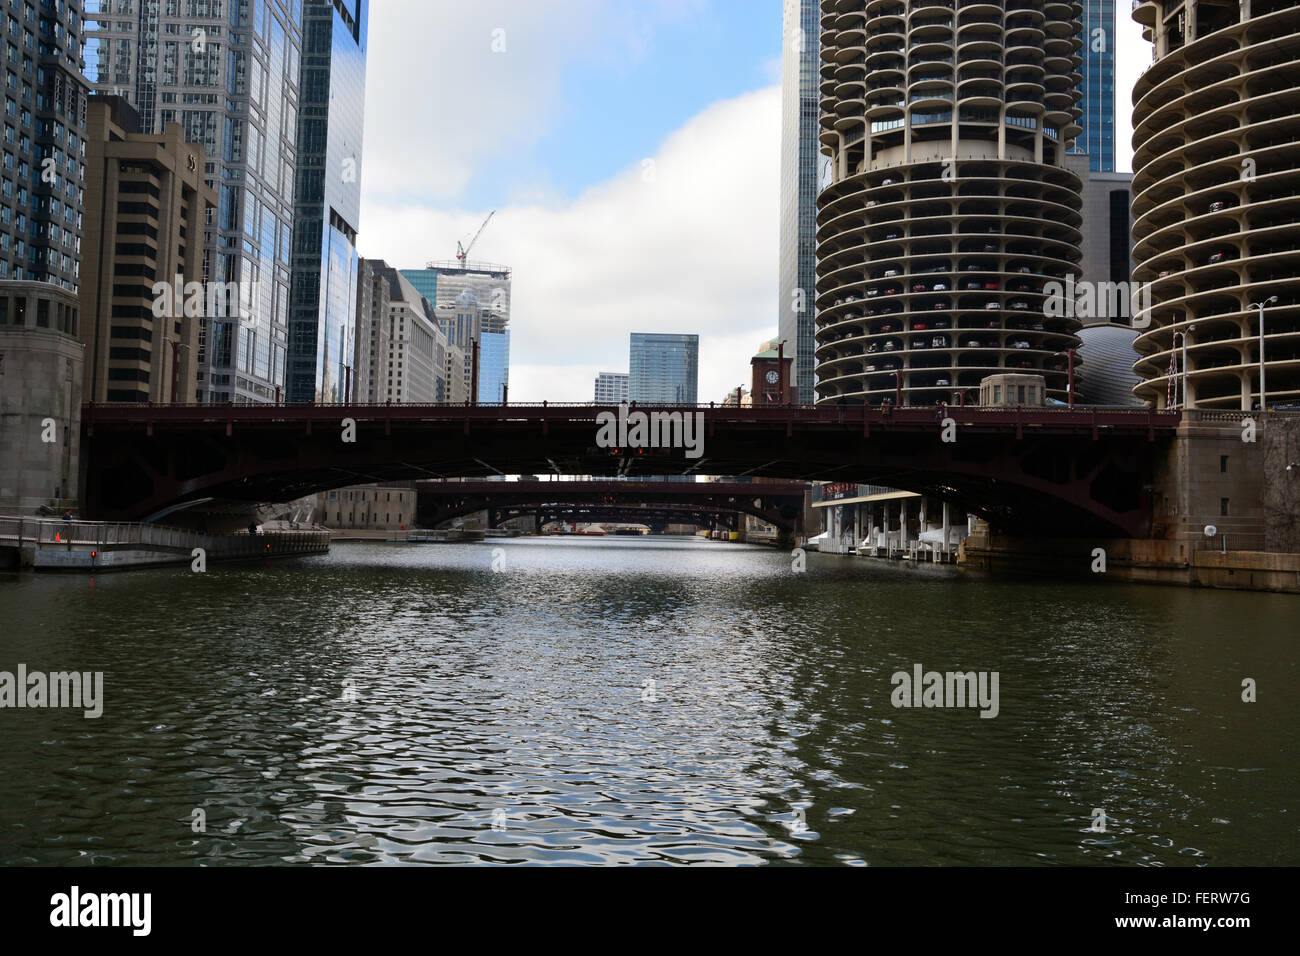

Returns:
478,330,510,403
1070,0,1116,172
286,0,367,403
402,271,438,310
629,333,698,404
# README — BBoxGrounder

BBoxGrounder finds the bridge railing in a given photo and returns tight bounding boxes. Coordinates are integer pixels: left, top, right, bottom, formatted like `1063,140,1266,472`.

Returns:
0,516,329,557
81,400,1182,430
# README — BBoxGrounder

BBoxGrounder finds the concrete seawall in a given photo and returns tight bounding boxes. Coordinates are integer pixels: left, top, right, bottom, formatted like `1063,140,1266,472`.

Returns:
0,517,329,572
961,534,1300,594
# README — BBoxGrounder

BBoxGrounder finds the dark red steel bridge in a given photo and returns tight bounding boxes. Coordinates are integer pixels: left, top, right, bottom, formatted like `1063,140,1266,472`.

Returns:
80,402,1180,537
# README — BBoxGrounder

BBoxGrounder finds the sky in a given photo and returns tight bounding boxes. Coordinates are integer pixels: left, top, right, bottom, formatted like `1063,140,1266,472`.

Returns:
358,0,1147,403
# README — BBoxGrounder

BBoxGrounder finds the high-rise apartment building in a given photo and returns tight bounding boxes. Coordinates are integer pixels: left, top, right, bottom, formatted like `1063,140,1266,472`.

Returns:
594,371,629,404
1070,0,1116,172
85,0,304,404
285,0,366,403
80,96,216,403
814,1,1085,406
778,0,821,404
629,332,698,404
1131,0,1300,410
0,0,89,288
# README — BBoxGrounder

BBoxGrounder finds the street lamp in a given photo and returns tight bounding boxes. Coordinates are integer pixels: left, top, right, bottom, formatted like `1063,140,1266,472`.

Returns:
778,339,789,405
1249,296,1277,410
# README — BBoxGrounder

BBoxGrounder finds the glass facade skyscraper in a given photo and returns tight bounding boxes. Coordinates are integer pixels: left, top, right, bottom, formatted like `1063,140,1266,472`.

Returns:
286,0,366,403
478,329,509,404
778,0,820,405
84,0,304,403
1070,0,1116,172
629,333,698,404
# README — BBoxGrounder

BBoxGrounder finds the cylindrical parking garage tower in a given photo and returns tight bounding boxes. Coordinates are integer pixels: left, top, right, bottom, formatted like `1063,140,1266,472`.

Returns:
1131,0,1300,410
814,1,1086,406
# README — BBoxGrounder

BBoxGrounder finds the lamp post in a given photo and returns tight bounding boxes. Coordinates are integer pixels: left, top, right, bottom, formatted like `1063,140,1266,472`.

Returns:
778,339,788,405
1249,295,1277,410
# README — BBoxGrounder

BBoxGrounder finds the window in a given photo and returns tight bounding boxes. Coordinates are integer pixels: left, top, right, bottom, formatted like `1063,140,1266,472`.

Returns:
1220,498,1230,516
1220,455,1228,474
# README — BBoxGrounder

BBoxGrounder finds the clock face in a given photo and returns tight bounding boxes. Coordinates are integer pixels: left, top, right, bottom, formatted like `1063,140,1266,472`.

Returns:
765,370,780,385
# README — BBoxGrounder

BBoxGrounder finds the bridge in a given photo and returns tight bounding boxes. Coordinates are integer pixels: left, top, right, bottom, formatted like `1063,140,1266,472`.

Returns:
415,480,810,535
79,402,1180,537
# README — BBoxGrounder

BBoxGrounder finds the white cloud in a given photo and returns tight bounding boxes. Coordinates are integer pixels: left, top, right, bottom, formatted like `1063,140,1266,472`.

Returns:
361,0,706,204
360,85,782,404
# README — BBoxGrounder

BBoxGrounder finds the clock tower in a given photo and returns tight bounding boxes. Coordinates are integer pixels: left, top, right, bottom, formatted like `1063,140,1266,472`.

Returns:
750,341,794,406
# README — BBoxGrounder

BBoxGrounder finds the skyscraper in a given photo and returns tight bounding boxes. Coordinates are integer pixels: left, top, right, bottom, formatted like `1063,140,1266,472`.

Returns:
404,262,512,405
629,333,698,404
1070,0,1116,173
1131,1,1300,410
0,0,90,512
85,0,305,404
354,256,391,404
286,0,367,403
814,2,1085,407
80,96,216,404
1,0,89,289
478,330,509,403
778,0,821,405
403,261,511,335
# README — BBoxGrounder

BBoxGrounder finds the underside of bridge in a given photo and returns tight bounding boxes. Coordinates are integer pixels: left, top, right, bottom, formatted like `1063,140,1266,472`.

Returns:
489,507,735,534
418,480,804,533
80,404,1177,537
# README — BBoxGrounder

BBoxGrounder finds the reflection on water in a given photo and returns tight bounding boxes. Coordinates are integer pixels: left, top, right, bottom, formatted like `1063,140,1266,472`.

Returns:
0,536,1295,866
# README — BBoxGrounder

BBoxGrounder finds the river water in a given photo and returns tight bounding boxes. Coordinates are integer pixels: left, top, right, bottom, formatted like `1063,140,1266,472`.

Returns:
1,536,1295,866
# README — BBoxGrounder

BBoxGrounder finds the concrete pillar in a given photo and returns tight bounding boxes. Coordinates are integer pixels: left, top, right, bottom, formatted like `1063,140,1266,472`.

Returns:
920,497,929,560
942,500,951,562
1241,370,1253,412
900,499,909,552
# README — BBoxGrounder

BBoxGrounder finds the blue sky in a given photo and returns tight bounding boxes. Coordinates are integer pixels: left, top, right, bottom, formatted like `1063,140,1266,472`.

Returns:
459,0,783,209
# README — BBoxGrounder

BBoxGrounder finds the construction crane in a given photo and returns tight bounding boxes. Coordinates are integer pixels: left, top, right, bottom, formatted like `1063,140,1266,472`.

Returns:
456,210,495,267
